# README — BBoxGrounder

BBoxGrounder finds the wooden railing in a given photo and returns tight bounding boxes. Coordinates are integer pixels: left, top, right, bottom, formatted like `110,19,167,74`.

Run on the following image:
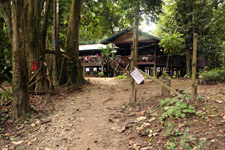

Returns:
79,55,182,67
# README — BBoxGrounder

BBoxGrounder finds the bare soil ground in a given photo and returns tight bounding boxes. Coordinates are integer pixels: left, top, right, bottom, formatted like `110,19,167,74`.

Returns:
0,78,224,150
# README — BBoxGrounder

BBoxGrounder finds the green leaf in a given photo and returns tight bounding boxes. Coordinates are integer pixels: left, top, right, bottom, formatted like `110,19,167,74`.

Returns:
181,103,187,108
182,109,189,113
181,114,185,118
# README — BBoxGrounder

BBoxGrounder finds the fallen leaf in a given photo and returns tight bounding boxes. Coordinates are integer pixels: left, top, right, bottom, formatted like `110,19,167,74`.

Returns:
137,116,147,121
149,117,156,122
12,141,23,145
141,146,153,150
27,141,32,146
117,126,129,133
143,122,150,127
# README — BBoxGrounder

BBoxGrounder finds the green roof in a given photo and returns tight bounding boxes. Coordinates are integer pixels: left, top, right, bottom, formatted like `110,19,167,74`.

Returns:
100,27,160,44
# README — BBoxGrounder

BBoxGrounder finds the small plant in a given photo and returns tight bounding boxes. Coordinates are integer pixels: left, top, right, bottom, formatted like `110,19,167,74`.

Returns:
160,97,195,121
98,72,104,77
166,141,176,150
1,88,11,104
179,129,206,150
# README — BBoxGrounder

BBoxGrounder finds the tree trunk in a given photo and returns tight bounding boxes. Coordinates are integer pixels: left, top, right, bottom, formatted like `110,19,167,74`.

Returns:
59,0,85,87
166,53,170,72
41,0,53,50
191,33,198,101
11,0,30,119
185,49,191,77
52,0,60,86
130,2,139,105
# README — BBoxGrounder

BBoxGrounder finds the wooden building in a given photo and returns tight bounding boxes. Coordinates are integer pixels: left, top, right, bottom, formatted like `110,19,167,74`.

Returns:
80,27,207,77
100,27,184,77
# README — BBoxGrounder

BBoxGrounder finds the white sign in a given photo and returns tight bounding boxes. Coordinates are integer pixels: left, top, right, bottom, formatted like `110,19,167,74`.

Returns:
130,69,144,84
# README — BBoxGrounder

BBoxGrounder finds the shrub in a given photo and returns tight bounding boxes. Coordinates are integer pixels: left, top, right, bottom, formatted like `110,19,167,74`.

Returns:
160,97,195,120
199,68,225,81
98,72,104,77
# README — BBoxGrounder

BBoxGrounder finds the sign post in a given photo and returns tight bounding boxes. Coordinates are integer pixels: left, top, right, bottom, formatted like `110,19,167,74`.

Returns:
131,68,145,84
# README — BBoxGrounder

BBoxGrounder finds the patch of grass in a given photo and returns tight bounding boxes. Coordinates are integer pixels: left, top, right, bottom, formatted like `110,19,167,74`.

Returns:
116,75,128,80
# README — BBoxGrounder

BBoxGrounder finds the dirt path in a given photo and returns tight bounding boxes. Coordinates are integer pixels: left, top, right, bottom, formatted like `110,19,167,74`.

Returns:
20,78,131,150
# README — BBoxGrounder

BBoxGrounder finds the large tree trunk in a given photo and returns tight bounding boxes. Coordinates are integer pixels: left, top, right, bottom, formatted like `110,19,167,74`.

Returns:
12,0,30,119
60,0,85,87
24,0,49,91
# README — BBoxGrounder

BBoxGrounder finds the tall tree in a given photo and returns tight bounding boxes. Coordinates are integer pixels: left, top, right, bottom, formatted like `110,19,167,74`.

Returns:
156,0,225,75
11,0,30,118
60,0,85,87
0,0,53,118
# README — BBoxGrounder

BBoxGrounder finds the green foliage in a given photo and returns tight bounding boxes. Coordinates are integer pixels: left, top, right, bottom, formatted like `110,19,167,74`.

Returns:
1,88,11,104
179,129,206,150
166,141,176,150
0,13,11,82
80,0,130,44
199,68,225,81
116,75,128,80
159,31,185,54
156,0,225,69
160,97,195,120
165,128,207,150
98,72,104,77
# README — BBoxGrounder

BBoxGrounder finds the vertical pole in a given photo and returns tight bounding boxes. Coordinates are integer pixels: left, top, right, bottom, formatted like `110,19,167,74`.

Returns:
130,2,139,105
154,49,157,77
191,33,198,101
83,66,85,76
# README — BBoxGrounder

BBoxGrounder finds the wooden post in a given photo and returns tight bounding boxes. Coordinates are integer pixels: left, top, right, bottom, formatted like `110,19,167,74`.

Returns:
161,75,171,96
101,65,104,73
191,33,198,101
83,65,85,76
130,3,139,105
154,49,157,77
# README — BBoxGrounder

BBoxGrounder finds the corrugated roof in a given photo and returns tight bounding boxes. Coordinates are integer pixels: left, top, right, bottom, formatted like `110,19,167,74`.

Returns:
79,44,106,51
100,27,160,44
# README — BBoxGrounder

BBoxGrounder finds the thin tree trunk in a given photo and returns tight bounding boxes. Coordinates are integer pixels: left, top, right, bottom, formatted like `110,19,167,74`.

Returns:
52,0,59,86
130,2,139,104
166,53,170,72
191,33,198,101
185,49,191,77
41,0,53,50
12,0,30,119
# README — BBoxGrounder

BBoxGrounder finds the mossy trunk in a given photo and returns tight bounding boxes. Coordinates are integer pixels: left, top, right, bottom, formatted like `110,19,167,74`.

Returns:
60,0,85,87
12,0,30,119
